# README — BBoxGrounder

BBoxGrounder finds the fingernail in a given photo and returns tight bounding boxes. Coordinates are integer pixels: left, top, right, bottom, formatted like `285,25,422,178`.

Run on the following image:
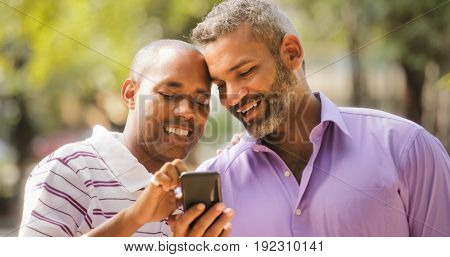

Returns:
224,208,234,217
215,203,225,212
225,223,232,230
197,203,206,210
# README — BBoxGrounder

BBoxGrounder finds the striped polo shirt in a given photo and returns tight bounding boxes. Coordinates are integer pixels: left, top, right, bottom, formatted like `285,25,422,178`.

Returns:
19,125,174,237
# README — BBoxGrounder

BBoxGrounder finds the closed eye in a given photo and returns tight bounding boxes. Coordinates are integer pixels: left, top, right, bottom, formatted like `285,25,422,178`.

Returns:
239,66,255,77
159,92,176,100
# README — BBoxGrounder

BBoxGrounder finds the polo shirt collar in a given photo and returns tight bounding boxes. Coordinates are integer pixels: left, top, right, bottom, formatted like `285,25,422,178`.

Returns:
247,92,351,152
87,125,153,192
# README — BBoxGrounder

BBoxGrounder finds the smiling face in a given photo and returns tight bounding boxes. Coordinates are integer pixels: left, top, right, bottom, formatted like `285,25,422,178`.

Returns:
205,24,297,139
125,47,211,162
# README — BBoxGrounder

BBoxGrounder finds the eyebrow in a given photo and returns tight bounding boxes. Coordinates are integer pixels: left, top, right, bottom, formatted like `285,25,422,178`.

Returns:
228,58,254,72
159,81,210,96
163,81,183,88
195,88,211,96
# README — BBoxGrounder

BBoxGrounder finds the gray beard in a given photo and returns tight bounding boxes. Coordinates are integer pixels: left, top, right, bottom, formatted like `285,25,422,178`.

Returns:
245,57,297,139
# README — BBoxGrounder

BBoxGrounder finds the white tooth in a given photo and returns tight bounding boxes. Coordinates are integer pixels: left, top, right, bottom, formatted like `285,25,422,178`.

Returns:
166,127,189,137
241,101,258,114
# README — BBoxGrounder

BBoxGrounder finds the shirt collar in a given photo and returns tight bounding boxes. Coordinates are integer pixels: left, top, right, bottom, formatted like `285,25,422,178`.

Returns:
315,92,351,138
246,92,351,152
87,125,153,192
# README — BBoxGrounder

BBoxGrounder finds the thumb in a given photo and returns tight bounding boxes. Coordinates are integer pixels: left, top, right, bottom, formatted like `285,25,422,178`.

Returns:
168,214,181,233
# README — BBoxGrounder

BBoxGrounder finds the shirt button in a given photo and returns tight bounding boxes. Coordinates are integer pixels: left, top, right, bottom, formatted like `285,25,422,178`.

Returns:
284,170,291,177
295,209,302,216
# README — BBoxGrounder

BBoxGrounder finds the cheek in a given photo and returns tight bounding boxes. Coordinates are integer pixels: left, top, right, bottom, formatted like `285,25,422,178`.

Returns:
194,110,209,127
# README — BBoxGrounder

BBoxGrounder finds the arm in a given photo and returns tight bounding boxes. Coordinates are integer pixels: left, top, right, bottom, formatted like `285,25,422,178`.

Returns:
399,129,450,236
19,159,91,237
85,159,186,237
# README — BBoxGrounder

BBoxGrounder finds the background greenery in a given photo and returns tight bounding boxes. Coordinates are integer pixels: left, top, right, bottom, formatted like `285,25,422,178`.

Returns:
0,0,449,234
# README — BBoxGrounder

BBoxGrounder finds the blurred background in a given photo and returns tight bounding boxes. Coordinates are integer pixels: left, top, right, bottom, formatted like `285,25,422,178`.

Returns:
0,0,449,236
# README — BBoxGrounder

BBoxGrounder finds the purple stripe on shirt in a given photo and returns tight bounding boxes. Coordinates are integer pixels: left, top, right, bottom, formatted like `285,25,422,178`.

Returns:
75,166,108,174
46,157,76,172
99,197,136,202
84,180,120,186
136,231,169,237
33,182,93,226
24,225,53,237
32,210,74,237
92,208,117,213
61,151,98,163
64,153,99,164
49,171,91,198
92,208,119,219
84,180,122,188
38,199,80,229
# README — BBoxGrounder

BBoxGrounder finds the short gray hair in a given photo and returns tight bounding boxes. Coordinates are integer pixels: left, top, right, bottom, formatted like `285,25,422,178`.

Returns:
191,0,304,70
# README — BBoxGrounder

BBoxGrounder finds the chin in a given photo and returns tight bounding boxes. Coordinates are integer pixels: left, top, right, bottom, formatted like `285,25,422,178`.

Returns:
161,146,191,161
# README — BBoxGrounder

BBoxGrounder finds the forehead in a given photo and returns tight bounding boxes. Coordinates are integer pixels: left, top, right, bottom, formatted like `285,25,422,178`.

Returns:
204,26,273,75
141,49,211,92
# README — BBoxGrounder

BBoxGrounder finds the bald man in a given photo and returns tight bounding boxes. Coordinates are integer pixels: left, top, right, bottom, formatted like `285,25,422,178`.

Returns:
19,40,234,237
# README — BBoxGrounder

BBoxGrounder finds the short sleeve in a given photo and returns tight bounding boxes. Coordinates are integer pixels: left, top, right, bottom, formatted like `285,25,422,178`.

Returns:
19,158,92,237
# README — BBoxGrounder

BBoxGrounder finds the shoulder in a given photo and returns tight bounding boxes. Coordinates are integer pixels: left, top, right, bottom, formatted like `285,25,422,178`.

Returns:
30,139,100,179
197,139,256,175
339,107,421,129
340,107,422,141
338,107,427,164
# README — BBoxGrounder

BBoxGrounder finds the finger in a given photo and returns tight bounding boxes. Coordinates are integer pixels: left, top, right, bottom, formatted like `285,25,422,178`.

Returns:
204,208,234,237
188,203,225,237
171,159,188,176
168,214,180,232
231,133,243,145
174,204,206,236
220,223,232,237
151,162,171,186
175,194,183,208
166,166,180,190
203,208,234,237
154,171,173,192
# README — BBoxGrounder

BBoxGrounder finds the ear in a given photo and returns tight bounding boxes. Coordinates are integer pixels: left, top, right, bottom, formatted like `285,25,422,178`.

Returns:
121,78,138,110
279,33,304,71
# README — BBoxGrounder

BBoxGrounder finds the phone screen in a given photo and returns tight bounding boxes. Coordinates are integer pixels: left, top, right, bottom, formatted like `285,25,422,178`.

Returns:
180,171,222,211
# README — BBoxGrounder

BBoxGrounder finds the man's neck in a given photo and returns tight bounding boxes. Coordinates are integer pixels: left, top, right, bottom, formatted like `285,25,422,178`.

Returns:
262,91,322,182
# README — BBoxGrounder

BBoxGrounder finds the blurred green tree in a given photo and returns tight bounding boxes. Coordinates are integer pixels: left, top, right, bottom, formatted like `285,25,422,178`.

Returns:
0,0,219,220
368,0,450,123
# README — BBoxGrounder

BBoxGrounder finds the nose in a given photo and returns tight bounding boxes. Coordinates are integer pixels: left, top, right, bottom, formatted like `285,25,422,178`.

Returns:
174,98,194,121
225,85,248,107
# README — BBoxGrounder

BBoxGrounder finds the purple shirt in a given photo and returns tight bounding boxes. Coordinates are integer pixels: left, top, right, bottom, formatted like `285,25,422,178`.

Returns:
197,92,450,236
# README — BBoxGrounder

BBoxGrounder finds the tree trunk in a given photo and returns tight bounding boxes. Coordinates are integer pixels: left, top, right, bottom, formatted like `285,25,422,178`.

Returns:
343,0,367,106
402,64,425,124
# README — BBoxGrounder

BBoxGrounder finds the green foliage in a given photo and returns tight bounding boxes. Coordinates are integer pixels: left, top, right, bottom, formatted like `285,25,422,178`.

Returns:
0,0,219,139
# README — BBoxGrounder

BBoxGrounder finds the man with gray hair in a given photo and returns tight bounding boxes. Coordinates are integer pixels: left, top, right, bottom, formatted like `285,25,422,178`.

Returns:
192,0,450,236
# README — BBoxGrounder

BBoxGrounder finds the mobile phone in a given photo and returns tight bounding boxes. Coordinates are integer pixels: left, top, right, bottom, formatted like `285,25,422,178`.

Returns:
180,171,222,211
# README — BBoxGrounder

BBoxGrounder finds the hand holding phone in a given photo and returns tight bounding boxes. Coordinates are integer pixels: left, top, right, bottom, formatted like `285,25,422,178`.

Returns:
168,171,233,237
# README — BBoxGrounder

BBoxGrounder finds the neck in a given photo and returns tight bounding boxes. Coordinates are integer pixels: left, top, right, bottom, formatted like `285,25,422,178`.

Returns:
263,88,322,168
120,122,165,174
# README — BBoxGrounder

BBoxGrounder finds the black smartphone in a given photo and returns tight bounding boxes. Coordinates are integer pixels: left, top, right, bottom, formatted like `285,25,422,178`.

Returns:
180,171,222,211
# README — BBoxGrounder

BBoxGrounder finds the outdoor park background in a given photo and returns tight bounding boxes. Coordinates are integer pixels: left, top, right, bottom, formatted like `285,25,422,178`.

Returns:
0,0,449,236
